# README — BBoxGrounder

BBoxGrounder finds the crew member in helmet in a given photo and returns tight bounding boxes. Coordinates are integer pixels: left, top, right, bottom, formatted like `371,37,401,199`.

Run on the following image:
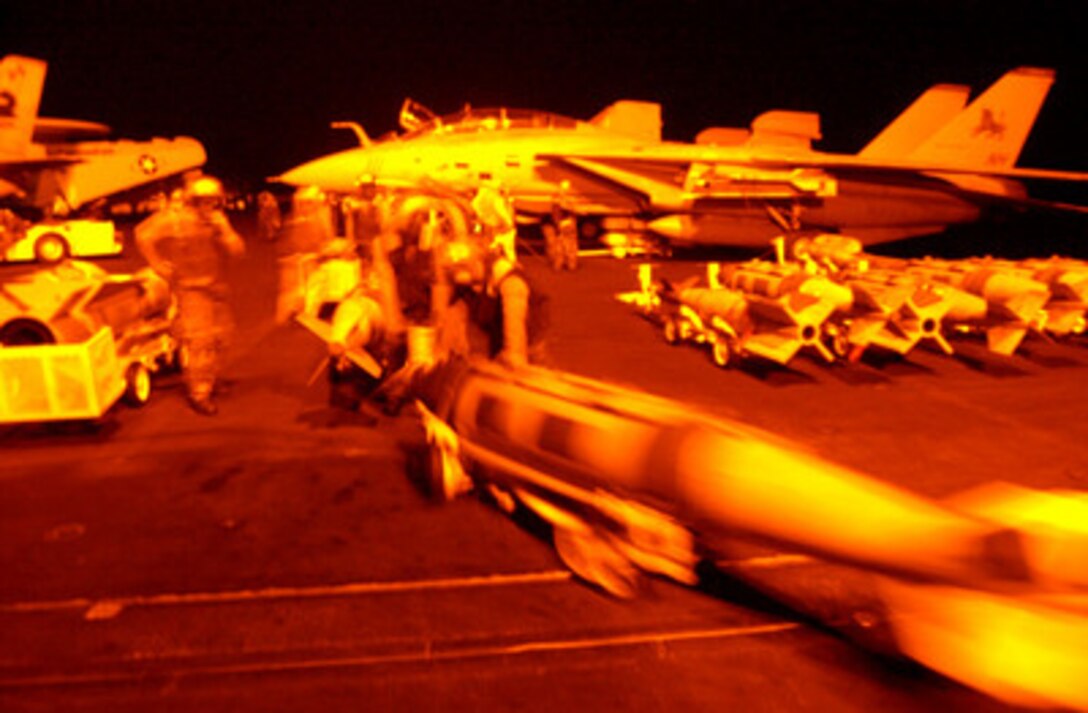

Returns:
275,184,339,323
550,181,579,271
135,175,245,415
470,181,517,263
439,235,547,368
256,190,282,241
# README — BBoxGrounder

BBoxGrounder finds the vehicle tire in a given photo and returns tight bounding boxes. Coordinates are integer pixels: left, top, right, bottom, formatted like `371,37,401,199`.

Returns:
662,317,680,345
711,339,732,368
0,318,55,346
828,329,850,360
34,233,70,264
123,362,152,407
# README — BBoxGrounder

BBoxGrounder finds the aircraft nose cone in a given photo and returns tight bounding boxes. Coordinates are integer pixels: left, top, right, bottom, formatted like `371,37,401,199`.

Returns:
277,159,329,188
275,151,363,192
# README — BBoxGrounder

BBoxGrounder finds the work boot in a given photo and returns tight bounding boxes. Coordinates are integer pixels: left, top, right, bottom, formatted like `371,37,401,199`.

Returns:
188,393,218,416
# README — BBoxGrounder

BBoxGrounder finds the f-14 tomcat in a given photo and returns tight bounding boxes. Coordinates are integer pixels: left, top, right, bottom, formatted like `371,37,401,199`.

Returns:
0,55,206,217
408,356,1088,709
279,67,1088,250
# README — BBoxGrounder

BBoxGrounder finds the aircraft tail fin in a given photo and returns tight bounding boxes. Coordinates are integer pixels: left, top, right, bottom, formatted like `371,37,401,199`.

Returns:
860,84,970,160
0,55,48,158
909,67,1055,170
589,100,662,142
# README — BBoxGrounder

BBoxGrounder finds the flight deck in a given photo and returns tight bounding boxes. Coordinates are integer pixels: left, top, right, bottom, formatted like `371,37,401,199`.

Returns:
2,216,1085,712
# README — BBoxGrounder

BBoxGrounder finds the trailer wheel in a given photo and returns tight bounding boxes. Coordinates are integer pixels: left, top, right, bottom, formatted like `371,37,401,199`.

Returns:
711,339,733,368
124,363,152,407
34,233,70,264
828,328,850,360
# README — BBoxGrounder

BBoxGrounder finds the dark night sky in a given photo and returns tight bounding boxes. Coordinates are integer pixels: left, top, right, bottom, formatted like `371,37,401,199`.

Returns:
3,0,1087,186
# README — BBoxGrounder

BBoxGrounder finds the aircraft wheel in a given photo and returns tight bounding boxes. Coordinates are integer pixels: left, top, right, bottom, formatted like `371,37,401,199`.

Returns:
34,233,70,264
711,339,733,368
123,362,152,407
662,317,680,345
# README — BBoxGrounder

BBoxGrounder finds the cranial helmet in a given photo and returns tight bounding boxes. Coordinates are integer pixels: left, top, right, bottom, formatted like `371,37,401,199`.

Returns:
185,176,225,205
445,236,487,285
293,184,326,208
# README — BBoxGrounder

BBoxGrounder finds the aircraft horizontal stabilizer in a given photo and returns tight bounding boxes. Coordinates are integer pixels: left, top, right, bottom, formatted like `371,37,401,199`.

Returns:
32,117,112,143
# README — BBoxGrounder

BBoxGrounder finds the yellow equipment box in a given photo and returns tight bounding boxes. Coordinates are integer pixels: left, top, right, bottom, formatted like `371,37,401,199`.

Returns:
0,327,126,423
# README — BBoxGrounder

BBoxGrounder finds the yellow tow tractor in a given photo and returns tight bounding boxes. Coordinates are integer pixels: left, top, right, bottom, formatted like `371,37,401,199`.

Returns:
0,260,176,423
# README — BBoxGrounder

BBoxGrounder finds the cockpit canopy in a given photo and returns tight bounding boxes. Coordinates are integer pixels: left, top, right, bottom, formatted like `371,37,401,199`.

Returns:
398,99,580,138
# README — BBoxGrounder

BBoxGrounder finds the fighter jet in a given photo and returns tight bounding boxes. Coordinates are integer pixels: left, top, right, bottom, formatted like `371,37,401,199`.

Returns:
0,55,206,216
278,67,1088,250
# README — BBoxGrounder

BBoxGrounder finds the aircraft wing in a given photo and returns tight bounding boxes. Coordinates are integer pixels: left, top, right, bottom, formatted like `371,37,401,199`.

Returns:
544,148,1088,217
745,152,1088,185
0,157,81,201
32,118,112,143
542,152,838,206
548,144,1088,183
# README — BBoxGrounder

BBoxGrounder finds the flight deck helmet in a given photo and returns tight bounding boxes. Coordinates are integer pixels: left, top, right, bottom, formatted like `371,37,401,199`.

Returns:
293,184,326,209
185,176,226,214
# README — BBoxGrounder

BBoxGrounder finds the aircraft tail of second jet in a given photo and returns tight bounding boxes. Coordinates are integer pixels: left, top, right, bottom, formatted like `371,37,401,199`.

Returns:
907,67,1055,171
860,67,1056,175
0,55,48,158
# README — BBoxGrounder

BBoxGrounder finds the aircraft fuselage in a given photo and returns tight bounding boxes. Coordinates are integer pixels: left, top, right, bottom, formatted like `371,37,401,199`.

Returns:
280,122,991,248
